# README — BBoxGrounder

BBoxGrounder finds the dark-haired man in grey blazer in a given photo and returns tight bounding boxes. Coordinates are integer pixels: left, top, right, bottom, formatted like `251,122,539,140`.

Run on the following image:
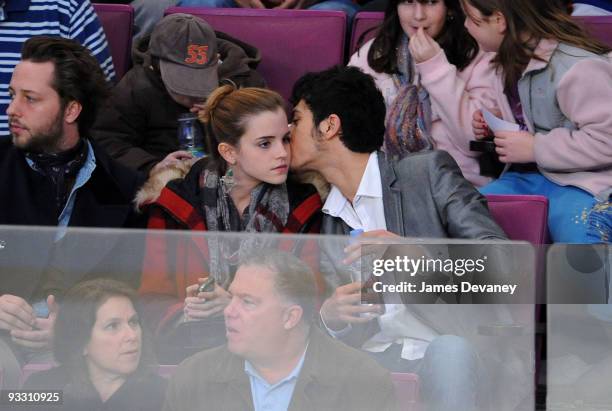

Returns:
289,65,509,411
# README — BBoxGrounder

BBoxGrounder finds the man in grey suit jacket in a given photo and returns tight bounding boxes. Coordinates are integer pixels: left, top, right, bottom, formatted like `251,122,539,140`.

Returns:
289,66,510,411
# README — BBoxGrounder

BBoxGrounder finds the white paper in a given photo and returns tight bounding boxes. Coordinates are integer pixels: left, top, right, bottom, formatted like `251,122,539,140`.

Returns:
482,108,520,132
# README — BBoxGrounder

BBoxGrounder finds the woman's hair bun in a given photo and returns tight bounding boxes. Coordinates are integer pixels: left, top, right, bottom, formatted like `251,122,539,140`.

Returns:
198,84,236,125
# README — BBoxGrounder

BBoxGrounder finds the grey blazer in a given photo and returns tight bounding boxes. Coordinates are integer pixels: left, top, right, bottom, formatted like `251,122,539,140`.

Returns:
318,150,512,346
321,150,507,240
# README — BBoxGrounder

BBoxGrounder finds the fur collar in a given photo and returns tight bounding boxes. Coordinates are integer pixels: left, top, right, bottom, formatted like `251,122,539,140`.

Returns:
134,162,330,211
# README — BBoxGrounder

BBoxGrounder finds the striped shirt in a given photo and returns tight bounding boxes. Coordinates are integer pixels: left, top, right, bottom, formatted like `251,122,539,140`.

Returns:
0,0,116,135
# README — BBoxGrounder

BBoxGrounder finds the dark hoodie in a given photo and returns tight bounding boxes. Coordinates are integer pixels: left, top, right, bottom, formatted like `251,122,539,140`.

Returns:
90,32,265,174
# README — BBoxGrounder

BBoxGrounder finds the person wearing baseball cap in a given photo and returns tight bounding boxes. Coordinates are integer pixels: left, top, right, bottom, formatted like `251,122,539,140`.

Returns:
91,13,265,175
150,13,220,106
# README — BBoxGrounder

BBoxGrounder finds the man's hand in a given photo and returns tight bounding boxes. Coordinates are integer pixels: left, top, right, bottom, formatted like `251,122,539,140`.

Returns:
10,295,58,350
494,130,536,163
149,151,195,177
190,103,206,114
0,294,35,332
184,279,231,320
343,230,400,265
409,27,441,64
320,282,383,331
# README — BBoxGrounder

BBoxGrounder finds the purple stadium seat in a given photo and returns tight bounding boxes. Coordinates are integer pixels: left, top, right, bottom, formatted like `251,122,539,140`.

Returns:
575,15,612,47
486,194,548,382
165,7,346,102
349,11,383,57
485,195,549,245
93,3,135,80
391,372,420,411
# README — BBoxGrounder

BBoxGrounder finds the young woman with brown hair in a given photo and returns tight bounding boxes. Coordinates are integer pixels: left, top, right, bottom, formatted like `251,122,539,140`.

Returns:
349,0,501,186
135,86,322,360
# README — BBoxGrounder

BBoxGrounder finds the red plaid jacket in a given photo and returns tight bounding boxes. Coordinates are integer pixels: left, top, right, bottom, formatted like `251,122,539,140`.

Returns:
138,162,323,334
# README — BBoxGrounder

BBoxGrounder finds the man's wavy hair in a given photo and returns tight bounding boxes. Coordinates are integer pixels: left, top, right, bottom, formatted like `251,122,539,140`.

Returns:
291,66,386,153
21,36,110,137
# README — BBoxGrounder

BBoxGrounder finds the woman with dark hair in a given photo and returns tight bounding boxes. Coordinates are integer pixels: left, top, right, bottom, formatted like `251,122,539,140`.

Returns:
135,85,322,361
23,279,165,411
464,0,612,243
349,0,500,187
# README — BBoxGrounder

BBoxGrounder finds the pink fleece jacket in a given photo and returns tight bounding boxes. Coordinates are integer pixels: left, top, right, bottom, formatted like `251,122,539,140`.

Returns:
349,39,501,187
493,39,612,200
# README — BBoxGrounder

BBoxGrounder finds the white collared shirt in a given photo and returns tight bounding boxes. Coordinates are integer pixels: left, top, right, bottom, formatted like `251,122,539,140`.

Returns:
322,152,387,232
321,151,437,360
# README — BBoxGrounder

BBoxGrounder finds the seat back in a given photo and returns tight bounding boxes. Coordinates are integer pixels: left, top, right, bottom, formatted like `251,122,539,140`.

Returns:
485,194,549,245
93,3,135,80
391,372,420,411
575,15,612,47
165,7,346,101
349,11,383,56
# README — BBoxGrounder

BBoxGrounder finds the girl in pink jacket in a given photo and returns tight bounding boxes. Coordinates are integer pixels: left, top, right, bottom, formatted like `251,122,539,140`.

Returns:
464,0,611,243
348,0,501,187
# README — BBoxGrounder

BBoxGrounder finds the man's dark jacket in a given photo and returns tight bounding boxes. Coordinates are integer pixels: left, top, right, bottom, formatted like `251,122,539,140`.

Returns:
0,138,144,229
163,326,397,411
0,138,147,299
91,32,266,173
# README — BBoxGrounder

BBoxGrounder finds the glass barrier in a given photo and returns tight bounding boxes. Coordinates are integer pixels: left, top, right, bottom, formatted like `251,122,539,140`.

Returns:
0,225,536,410
547,244,612,411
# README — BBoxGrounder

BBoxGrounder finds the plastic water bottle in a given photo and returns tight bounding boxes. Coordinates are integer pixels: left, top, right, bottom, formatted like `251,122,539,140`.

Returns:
177,113,206,158
349,229,364,283
349,229,378,317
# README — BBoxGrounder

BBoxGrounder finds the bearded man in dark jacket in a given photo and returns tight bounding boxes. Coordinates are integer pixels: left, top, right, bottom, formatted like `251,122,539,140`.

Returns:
91,13,265,174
